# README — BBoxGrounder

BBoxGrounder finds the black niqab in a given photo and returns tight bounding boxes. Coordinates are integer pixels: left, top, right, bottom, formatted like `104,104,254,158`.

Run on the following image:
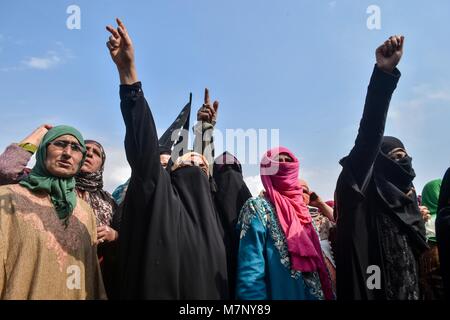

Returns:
171,165,228,298
212,152,252,298
373,137,427,252
436,167,450,299
117,83,227,299
335,67,427,300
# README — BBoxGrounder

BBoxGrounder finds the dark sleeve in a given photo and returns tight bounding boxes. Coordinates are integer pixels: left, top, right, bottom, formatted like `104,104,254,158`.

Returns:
436,168,450,298
344,65,401,193
193,121,215,176
120,82,162,191
436,207,450,299
438,168,450,214
111,202,123,232
0,144,32,186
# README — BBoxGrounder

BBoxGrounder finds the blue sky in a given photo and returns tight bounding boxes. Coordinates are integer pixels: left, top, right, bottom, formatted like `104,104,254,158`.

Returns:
1,0,450,199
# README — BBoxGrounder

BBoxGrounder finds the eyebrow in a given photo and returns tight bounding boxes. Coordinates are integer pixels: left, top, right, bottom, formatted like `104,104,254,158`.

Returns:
54,139,79,144
87,145,102,153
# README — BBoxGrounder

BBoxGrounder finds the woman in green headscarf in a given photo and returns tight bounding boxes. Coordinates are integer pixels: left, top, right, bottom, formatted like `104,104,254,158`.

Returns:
20,125,87,224
419,179,444,300
0,125,106,299
422,179,442,243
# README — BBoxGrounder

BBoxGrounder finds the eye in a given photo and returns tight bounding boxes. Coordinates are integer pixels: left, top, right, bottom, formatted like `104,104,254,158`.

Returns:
70,143,83,153
53,140,67,148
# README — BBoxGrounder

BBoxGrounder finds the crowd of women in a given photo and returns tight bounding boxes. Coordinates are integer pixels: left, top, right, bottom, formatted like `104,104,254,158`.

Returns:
0,18,449,300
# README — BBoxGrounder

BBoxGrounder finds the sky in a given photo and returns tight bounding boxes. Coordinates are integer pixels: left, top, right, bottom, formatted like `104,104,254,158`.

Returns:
1,0,450,199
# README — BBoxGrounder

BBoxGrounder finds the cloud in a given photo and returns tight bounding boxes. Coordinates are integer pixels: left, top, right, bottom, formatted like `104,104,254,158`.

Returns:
1,42,73,72
388,84,450,123
384,83,450,194
243,175,263,197
410,84,450,102
300,165,340,200
0,66,21,72
22,51,62,70
102,146,131,193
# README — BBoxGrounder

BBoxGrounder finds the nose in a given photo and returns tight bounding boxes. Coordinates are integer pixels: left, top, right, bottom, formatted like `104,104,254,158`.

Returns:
61,145,74,157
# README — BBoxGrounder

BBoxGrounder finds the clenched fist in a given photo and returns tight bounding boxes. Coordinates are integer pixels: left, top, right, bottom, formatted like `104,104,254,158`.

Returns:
376,35,404,74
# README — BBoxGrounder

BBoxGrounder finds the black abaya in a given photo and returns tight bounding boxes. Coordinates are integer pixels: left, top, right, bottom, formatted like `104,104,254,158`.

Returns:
335,66,427,300
213,152,252,299
117,82,228,299
436,167,450,299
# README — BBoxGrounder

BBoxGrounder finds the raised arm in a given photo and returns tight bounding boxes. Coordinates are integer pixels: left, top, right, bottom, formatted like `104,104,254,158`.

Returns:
345,35,404,191
193,88,219,176
309,192,335,223
0,124,51,185
106,19,161,186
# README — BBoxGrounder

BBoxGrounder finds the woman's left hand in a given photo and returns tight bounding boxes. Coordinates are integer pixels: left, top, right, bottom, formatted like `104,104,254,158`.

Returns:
97,225,118,244
419,206,431,223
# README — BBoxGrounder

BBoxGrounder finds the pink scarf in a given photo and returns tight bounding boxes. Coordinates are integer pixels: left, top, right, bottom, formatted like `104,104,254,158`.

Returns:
260,147,333,299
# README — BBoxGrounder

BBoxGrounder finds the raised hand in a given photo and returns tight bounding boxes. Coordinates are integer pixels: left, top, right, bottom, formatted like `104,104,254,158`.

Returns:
197,88,219,124
20,124,53,147
376,35,404,74
106,18,138,84
308,192,323,208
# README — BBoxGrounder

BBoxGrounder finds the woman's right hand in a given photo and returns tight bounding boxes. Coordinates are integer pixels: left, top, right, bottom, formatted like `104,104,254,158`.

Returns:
20,124,53,147
106,18,138,85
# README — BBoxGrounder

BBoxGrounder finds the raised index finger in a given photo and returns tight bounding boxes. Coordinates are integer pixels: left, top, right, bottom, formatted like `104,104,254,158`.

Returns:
204,88,210,105
399,35,405,50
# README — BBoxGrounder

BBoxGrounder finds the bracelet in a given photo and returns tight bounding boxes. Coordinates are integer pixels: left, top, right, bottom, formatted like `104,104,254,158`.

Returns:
18,142,38,154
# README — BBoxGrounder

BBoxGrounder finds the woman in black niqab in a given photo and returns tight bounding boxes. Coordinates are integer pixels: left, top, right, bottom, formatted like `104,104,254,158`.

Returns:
213,152,252,298
170,160,228,298
117,82,228,299
436,167,450,299
335,43,427,300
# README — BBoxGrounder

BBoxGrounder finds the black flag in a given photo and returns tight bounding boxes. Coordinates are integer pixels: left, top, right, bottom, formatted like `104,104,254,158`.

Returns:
158,93,192,160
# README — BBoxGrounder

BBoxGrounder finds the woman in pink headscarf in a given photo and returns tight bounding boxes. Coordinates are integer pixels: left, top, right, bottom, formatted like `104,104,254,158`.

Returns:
235,147,334,300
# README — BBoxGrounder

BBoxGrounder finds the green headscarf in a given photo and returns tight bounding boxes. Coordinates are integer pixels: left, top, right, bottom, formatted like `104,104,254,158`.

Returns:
20,125,86,224
422,179,443,217
421,178,442,243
